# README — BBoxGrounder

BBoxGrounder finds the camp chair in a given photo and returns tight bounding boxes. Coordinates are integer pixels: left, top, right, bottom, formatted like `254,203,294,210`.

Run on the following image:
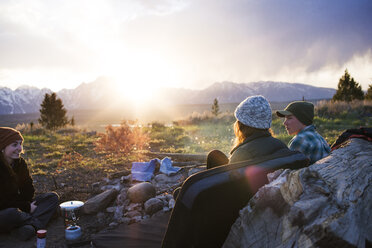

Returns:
162,148,309,248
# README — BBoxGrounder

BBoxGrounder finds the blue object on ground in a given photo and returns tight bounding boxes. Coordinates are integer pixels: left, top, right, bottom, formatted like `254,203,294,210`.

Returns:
131,159,157,181
160,157,181,176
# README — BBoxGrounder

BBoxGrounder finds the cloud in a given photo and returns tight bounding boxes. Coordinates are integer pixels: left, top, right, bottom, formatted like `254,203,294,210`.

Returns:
0,0,371,90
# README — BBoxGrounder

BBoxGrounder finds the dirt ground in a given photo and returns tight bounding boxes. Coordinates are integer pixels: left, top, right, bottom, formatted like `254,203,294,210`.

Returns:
0,210,115,248
0,166,122,248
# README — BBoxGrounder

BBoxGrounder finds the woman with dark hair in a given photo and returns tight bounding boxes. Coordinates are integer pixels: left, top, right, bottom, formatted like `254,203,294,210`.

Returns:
207,95,288,168
0,127,59,241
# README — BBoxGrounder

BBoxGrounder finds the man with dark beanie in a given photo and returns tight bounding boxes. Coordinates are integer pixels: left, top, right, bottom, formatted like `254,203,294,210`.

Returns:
0,127,59,241
276,101,330,164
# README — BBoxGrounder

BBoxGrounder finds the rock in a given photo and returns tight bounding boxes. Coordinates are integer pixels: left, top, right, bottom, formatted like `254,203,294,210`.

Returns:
120,217,131,224
108,222,119,229
106,206,116,213
121,175,132,184
127,182,156,203
130,216,142,224
100,184,121,192
83,188,118,214
163,206,170,212
168,198,175,209
108,169,131,179
92,182,101,192
154,174,184,184
124,210,142,218
127,203,141,211
116,188,128,205
113,206,124,220
144,198,164,215
223,139,372,248
165,194,174,202
188,167,206,177
96,212,106,224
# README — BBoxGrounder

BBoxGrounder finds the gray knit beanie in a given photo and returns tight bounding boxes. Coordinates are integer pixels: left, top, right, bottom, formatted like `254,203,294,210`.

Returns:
234,95,272,129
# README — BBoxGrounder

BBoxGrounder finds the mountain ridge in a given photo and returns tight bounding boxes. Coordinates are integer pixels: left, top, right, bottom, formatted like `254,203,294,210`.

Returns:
0,79,336,115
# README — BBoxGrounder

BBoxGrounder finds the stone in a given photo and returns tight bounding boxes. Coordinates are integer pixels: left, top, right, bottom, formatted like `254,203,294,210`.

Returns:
154,174,184,184
144,198,164,215
106,206,116,213
121,175,132,184
127,203,141,211
168,198,175,209
223,139,372,248
130,216,142,224
188,167,205,177
113,206,124,220
108,222,119,229
127,182,156,203
83,188,118,214
96,212,106,224
165,194,174,202
108,169,131,179
116,189,128,205
124,210,142,218
100,183,121,192
92,182,101,191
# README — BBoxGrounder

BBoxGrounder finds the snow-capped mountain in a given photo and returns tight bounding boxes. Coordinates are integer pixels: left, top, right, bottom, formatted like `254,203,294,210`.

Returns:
0,80,336,115
0,86,51,114
156,81,335,104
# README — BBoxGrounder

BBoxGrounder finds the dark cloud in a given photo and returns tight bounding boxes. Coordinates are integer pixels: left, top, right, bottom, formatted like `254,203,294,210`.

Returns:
223,0,372,71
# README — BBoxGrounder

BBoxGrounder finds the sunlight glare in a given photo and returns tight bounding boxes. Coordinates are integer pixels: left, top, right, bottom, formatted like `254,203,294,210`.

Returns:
104,50,179,107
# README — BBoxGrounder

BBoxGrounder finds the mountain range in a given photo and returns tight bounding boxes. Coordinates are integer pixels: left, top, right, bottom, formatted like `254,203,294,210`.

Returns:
0,78,336,115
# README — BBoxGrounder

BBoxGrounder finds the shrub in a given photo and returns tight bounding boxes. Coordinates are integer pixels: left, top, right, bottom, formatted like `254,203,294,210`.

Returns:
316,100,372,119
15,122,46,135
94,120,149,156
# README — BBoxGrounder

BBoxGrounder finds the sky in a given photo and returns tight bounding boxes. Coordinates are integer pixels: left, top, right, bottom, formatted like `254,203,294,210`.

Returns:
0,0,372,93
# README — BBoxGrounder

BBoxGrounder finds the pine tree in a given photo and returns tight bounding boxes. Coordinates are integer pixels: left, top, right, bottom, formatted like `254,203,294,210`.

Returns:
365,84,372,100
38,93,68,130
211,98,220,116
332,69,364,102
70,116,75,127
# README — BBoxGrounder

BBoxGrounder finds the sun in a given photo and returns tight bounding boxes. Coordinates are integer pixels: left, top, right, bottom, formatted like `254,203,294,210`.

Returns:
101,49,179,107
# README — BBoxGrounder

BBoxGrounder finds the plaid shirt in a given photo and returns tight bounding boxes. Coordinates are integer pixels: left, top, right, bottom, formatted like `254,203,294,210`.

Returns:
288,125,331,164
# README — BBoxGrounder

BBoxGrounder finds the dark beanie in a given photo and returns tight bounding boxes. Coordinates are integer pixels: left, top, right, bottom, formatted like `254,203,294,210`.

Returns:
276,101,314,126
0,127,24,151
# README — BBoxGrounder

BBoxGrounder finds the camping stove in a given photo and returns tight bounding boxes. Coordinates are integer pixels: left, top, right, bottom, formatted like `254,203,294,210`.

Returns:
59,201,84,241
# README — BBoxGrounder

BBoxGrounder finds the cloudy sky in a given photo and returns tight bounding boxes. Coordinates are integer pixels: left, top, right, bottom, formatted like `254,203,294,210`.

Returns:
0,0,371,92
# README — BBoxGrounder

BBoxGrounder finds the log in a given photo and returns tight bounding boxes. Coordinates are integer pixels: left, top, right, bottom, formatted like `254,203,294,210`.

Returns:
223,138,372,248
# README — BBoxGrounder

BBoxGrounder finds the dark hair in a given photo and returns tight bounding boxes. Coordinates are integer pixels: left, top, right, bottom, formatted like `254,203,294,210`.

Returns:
232,120,272,150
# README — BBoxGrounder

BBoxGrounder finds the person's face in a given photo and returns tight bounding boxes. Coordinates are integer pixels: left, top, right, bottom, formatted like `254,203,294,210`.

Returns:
283,115,306,135
3,140,23,163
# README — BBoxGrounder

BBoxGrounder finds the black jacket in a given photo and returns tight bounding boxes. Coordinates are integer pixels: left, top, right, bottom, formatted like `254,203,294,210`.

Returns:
0,156,35,212
229,130,288,163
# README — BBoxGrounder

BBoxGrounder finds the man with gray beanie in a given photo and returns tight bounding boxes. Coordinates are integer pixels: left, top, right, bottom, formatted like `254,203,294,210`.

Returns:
276,101,330,164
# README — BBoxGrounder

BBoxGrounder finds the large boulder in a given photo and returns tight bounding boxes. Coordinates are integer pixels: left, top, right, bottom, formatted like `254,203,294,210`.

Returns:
223,139,372,248
127,182,156,203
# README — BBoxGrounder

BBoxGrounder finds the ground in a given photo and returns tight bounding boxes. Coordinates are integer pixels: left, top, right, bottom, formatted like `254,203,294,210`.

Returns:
0,212,114,248
0,160,136,248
